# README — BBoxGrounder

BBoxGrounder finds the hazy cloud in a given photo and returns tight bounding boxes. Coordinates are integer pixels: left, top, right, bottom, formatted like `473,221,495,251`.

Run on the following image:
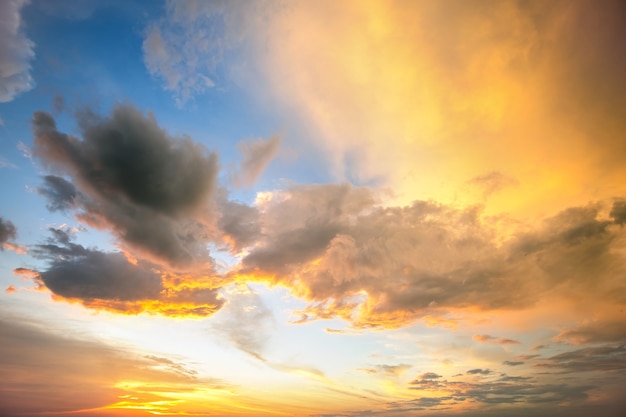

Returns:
0,0,35,102
211,284,274,360
468,171,518,198
52,93,64,113
361,364,412,377
474,334,522,345
0,156,17,169
142,0,277,105
234,135,281,187
0,314,228,416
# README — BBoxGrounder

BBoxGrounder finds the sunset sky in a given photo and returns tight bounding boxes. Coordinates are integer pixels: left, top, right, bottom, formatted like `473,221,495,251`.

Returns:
1,1,626,416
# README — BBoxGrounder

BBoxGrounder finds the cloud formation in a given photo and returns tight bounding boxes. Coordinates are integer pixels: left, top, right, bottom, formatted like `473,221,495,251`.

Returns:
0,0,35,102
32,104,219,267
233,184,626,328
29,227,224,317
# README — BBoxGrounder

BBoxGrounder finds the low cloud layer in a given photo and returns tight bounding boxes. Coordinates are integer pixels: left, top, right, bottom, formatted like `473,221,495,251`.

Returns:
0,314,228,416
234,184,626,328
25,103,626,332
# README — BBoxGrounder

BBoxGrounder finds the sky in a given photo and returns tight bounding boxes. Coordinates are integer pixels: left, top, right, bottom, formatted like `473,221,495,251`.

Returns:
1,0,626,416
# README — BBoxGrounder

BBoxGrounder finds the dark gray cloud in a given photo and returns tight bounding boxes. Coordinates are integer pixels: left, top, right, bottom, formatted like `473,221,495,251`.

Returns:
216,190,261,252
610,200,626,226
28,227,224,316
467,368,492,375
409,372,445,390
32,227,163,302
0,217,17,247
36,175,78,212
503,361,525,366
234,135,281,187
32,104,219,267
537,345,626,373
34,105,217,217
0,0,35,102
405,370,592,409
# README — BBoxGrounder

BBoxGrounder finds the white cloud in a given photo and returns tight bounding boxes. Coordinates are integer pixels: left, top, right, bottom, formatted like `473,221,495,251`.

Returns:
0,0,35,102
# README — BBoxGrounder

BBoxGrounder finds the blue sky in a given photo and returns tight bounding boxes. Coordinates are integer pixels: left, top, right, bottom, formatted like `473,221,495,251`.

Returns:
1,1,626,416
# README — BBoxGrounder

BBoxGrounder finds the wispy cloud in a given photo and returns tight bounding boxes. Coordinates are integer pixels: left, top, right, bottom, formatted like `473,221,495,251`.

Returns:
473,334,522,345
0,0,35,102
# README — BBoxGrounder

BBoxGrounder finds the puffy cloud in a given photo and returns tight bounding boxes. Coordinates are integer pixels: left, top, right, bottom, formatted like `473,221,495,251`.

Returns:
240,183,377,277
234,183,626,328
28,227,224,317
0,0,35,102
234,135,281,187
32,104,219,267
